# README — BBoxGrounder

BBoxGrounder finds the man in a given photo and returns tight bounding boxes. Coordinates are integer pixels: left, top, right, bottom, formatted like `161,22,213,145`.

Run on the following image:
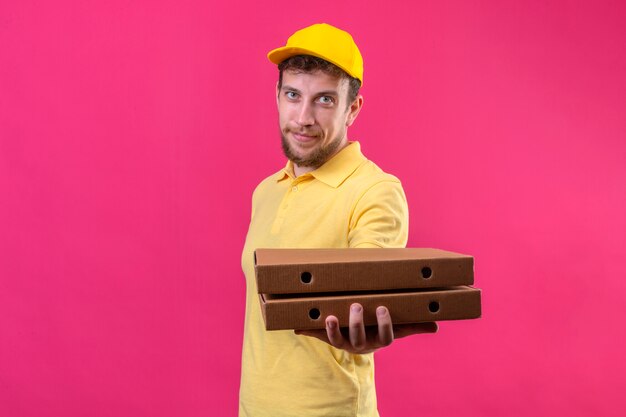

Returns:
239,23,437,417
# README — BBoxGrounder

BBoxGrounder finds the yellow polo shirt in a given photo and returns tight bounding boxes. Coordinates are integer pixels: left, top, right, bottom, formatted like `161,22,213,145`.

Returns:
239,142,409,417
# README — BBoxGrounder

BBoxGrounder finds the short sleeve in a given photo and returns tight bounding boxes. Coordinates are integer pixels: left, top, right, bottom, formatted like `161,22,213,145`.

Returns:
348,180,409,248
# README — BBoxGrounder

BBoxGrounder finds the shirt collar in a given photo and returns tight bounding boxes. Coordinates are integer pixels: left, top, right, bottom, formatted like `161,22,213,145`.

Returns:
275,141,366,188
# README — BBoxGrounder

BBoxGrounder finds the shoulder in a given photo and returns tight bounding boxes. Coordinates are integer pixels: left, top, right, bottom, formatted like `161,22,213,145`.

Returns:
346,160,409,248
251,169,284,199
344,158,406,199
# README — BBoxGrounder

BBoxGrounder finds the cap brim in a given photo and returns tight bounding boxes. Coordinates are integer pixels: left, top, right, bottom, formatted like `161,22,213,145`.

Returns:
268,46,327,64
267,46,361,84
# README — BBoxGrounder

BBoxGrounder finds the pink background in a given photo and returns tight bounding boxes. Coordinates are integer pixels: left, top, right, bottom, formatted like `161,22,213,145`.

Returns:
1,1,625,416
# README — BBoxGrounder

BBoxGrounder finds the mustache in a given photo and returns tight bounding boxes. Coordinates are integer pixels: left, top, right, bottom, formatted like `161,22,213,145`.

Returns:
285,122,321,135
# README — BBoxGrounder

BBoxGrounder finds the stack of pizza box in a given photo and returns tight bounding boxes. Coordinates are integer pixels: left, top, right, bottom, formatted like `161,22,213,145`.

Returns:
254,248,481,331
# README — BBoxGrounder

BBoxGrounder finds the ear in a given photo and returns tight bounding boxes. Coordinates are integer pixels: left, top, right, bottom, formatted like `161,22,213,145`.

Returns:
276,81,280,108
346,95,364,127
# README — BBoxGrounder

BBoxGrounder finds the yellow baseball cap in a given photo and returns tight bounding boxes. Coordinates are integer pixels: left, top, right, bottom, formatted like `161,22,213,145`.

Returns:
267,23,364,85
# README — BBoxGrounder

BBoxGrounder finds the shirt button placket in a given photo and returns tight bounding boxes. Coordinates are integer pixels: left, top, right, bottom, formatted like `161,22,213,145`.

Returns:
272,181,299,234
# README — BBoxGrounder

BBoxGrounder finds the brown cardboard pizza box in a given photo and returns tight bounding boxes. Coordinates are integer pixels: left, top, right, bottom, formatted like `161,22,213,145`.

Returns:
259,286,481,331
255,248,474,294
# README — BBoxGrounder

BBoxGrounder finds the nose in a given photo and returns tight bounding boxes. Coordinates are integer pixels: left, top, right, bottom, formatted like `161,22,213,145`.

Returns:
296,101,315,127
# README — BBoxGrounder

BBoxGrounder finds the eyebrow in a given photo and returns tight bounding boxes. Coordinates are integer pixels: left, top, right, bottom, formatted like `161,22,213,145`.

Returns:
315,90,340,97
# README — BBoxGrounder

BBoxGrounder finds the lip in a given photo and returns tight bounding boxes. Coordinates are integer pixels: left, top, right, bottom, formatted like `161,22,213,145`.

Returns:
292,132,318,143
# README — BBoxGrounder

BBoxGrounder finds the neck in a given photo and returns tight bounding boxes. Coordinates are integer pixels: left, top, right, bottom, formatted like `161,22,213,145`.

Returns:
293,164,314,177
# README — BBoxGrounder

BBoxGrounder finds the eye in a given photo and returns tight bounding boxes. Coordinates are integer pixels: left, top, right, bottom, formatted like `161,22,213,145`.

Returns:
285,91,298,100
318,96,334,105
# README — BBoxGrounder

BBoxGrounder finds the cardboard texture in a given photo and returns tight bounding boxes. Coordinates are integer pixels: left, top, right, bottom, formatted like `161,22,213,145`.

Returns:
254,248,474,294
259,286,482,331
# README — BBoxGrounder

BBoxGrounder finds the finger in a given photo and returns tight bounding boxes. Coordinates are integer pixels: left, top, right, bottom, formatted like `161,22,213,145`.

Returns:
325,316,345,348
349,303,366,350
375,306,394,347
393,322,438,339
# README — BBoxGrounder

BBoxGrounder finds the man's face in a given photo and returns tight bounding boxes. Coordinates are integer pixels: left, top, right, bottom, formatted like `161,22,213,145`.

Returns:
277,69,362,169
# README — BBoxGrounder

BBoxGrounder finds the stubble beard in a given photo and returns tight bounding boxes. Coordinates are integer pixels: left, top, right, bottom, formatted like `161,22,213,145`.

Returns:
280,131,344,169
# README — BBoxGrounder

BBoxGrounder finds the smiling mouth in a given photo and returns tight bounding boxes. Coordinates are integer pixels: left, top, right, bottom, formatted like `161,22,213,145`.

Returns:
292,132,318,143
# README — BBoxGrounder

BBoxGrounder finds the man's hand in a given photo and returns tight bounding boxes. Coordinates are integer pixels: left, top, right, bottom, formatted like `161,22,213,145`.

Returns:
295,303,438,354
